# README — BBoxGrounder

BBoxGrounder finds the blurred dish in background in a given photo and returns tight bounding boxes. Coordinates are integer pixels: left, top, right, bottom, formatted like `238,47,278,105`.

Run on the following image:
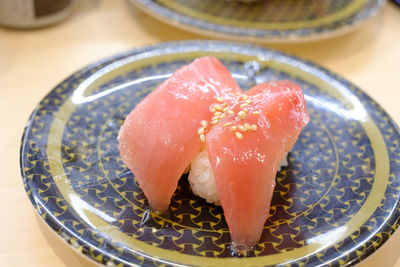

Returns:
128,0,386,42
0,0,77,29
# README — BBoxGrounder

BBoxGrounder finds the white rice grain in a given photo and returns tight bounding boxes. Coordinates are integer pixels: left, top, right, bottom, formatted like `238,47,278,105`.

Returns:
188,149,220,205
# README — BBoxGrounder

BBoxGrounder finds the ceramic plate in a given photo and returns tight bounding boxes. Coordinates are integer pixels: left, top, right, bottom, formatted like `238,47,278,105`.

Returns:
21,41,400,266
128,0,386,42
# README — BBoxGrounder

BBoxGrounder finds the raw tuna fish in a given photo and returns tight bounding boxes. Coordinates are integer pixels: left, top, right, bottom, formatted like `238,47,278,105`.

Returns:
118,57,242,212
206,81,309,250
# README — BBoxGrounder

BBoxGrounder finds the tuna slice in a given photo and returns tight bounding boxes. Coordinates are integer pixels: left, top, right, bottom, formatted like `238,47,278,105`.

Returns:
118,57,242,212
206,80,309,250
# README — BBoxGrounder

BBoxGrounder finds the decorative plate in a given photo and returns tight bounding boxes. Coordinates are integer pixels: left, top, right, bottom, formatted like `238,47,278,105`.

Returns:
20,41,400,266
128,0,386,42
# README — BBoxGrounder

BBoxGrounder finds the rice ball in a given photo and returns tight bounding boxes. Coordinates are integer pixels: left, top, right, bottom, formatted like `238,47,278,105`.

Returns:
188,149,288,205
188,149,220,205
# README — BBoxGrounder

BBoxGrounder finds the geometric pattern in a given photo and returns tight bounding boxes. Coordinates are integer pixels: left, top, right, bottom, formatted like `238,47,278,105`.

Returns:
20,41,400,266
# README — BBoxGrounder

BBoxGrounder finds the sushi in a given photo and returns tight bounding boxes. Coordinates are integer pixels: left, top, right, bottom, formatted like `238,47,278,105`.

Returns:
118,57,241,212
118,57,309,251
205,81,309,251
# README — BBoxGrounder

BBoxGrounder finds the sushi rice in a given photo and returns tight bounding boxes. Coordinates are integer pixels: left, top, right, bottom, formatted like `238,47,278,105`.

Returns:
188,149,288,205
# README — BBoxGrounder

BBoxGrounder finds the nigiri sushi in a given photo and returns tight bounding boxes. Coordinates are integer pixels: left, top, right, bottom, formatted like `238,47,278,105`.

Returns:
118,57,242,212
205,81,309,251
118,57,309,251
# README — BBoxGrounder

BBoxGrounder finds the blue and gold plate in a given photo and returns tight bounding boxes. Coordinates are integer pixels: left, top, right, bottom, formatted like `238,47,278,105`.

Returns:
128,0,386,42
20,41,400,266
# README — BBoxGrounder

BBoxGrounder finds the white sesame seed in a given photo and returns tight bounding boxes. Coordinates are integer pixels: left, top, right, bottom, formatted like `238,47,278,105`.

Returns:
214,111,222,116
228,110,234,115
223,122,232,127
243,108,249,113
251,124,258,131
216,96,225,103
245,99,252,104
238,125,247,132
236,132,243,140
238,111,246,120
200,134,206,143
240,103,248,108
252,111,260,115
219,113,226,119
212,115,219,121
223,107,229,112
211,107,216,113
214,104,223,111
201,120,208,128
211,120,219,125
242,95,249,100
230,126,237,132
244,123,252,130
198,127,205,135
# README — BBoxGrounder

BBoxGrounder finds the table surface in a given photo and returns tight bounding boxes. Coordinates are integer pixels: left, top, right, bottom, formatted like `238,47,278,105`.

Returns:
1,0,399,266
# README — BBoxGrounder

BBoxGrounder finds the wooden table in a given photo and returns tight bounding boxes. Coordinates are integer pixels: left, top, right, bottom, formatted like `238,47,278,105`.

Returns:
1,1,399,266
